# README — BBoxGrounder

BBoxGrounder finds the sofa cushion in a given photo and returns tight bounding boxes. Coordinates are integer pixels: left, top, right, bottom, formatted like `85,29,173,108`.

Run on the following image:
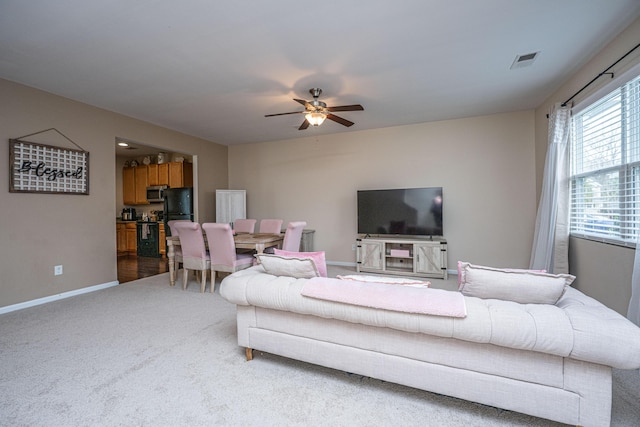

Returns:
458,262,575,304
273,249,327,277
255,254,320,279
219,266,640,369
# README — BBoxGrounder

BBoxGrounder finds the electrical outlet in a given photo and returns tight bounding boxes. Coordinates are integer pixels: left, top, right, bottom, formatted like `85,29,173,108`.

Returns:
352,244,356,251
54,265,63,276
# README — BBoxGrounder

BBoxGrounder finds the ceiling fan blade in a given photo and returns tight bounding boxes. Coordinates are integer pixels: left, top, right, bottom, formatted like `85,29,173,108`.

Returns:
299,119,310,130
294,98,314,109
326,113,354,127
265,111,303,117
327,104,364,112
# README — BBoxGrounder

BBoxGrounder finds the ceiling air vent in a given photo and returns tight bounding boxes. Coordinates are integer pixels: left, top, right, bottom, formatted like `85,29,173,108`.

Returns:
510,51,539,70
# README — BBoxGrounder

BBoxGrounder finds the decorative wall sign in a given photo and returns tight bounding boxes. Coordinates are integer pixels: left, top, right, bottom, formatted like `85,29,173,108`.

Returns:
9,129,89,195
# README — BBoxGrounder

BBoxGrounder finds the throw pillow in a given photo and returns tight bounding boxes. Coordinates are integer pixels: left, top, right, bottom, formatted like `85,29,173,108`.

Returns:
273,249,327,277
255,254,320,279
458,262,575,304
337,274,430,287
456,261,547,287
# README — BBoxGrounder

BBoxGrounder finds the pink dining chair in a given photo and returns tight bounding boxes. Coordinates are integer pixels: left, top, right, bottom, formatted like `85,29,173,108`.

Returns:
281,221,307,251
174,222,211,293
259,219,283,234
233,218,256,234
202,223,254,292
167,220,190,284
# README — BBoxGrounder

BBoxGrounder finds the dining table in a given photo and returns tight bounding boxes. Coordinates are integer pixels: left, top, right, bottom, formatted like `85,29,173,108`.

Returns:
165,232,283,286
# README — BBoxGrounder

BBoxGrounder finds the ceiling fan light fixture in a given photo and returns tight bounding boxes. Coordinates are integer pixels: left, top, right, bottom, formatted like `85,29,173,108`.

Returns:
305,111,326,126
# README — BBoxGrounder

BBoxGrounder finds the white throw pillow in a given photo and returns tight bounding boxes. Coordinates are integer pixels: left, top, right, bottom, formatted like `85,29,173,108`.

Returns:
458,262,575,304
255,254,320,279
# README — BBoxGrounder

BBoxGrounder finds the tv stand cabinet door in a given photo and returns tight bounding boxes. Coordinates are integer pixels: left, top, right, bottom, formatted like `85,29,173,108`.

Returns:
414,242,447,279
357,240,384,272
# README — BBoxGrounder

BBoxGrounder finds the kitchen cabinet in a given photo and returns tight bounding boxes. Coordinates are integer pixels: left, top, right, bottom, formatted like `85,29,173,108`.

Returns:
123,162,191,205
123,165,150,205
116,223,127,255
169,162,193,188
147,164,159,186
117,221,165,256
157,163,169,186
134,165,149,204
126,222,137,254
122,167,136,205
159,223,166,255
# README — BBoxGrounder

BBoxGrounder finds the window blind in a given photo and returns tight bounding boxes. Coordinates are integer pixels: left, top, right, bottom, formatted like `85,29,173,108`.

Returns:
570,74,640,246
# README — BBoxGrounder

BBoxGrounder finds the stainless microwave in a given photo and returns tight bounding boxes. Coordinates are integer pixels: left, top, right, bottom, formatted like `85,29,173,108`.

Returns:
146,185,167,203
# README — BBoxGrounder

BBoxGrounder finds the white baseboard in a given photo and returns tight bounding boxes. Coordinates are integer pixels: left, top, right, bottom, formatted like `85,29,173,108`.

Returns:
0,281,120,315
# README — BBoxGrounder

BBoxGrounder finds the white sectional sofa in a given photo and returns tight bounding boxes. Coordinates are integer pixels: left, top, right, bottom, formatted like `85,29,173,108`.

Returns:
220,265,640,427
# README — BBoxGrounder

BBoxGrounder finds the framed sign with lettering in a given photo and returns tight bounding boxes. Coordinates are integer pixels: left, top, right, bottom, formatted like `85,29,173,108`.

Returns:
9,139,90,195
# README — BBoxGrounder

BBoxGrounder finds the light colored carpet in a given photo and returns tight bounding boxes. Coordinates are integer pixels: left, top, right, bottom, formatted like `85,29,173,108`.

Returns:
1,268,638,426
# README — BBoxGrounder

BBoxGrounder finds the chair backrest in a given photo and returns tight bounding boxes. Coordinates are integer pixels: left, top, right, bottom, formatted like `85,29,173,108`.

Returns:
174,222,208,262
281,221,307,251
233,218,256,234
167,219,191,237
259,219,283,234
202,223,237,267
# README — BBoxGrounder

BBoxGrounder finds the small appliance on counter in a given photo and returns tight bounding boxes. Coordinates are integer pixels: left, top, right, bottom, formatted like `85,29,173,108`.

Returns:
121,208,136,221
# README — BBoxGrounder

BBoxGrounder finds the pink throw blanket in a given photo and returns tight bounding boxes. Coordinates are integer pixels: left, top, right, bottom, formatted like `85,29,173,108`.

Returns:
301,277,467,317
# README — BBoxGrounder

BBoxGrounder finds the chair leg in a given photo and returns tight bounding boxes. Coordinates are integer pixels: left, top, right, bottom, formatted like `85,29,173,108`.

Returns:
182,268,189,290
200,269,207,293
211,270,216,293
172,261,178,284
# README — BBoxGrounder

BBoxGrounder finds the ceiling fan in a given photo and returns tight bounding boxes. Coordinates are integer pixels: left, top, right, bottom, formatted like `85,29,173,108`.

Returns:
265,88,364,130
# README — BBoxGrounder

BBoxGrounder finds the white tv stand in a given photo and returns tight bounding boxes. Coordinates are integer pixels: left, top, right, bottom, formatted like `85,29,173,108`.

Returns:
356,236,448,280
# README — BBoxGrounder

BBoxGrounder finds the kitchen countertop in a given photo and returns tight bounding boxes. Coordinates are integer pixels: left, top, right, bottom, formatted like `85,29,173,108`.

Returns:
116,218,163,224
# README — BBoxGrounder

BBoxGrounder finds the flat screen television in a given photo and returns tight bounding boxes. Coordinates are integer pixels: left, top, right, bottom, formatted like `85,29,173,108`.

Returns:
357,187,443,237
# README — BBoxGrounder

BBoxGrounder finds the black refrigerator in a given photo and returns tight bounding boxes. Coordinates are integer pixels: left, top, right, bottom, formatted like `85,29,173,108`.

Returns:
163,187,194,236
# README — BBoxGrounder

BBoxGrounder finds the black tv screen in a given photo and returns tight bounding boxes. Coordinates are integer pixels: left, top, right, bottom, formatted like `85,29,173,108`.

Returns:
357,187,443,237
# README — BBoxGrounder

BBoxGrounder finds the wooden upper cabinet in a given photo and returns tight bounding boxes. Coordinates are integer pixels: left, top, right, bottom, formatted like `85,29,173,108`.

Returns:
147,164,159,186
134,165,149,204
122,166,136,205
168,162,193,188
157,163,169,186
123,161,191,205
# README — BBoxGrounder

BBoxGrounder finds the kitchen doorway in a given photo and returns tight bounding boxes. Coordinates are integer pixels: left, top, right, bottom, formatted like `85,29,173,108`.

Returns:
116,138,194,283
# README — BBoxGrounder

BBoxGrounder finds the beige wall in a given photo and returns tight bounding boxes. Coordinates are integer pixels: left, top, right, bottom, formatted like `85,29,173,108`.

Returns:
229,110,537,269
0,79,227,309
4,17,638,316
534,18,640,314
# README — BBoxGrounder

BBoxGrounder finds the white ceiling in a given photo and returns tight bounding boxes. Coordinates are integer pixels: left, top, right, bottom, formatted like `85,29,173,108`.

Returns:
1,1,639,147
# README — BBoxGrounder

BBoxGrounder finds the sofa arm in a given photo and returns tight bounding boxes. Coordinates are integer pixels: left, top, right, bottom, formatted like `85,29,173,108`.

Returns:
558,288,640,369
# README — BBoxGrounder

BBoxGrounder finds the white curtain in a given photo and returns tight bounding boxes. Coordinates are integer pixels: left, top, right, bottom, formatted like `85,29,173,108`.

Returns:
529,103,571,273
629,236,640,326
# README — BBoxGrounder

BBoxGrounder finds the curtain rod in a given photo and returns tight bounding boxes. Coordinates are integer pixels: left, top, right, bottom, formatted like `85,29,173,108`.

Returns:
561,42,640,107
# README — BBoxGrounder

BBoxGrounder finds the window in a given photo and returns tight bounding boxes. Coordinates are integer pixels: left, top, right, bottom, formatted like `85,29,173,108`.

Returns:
570,73,640,246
